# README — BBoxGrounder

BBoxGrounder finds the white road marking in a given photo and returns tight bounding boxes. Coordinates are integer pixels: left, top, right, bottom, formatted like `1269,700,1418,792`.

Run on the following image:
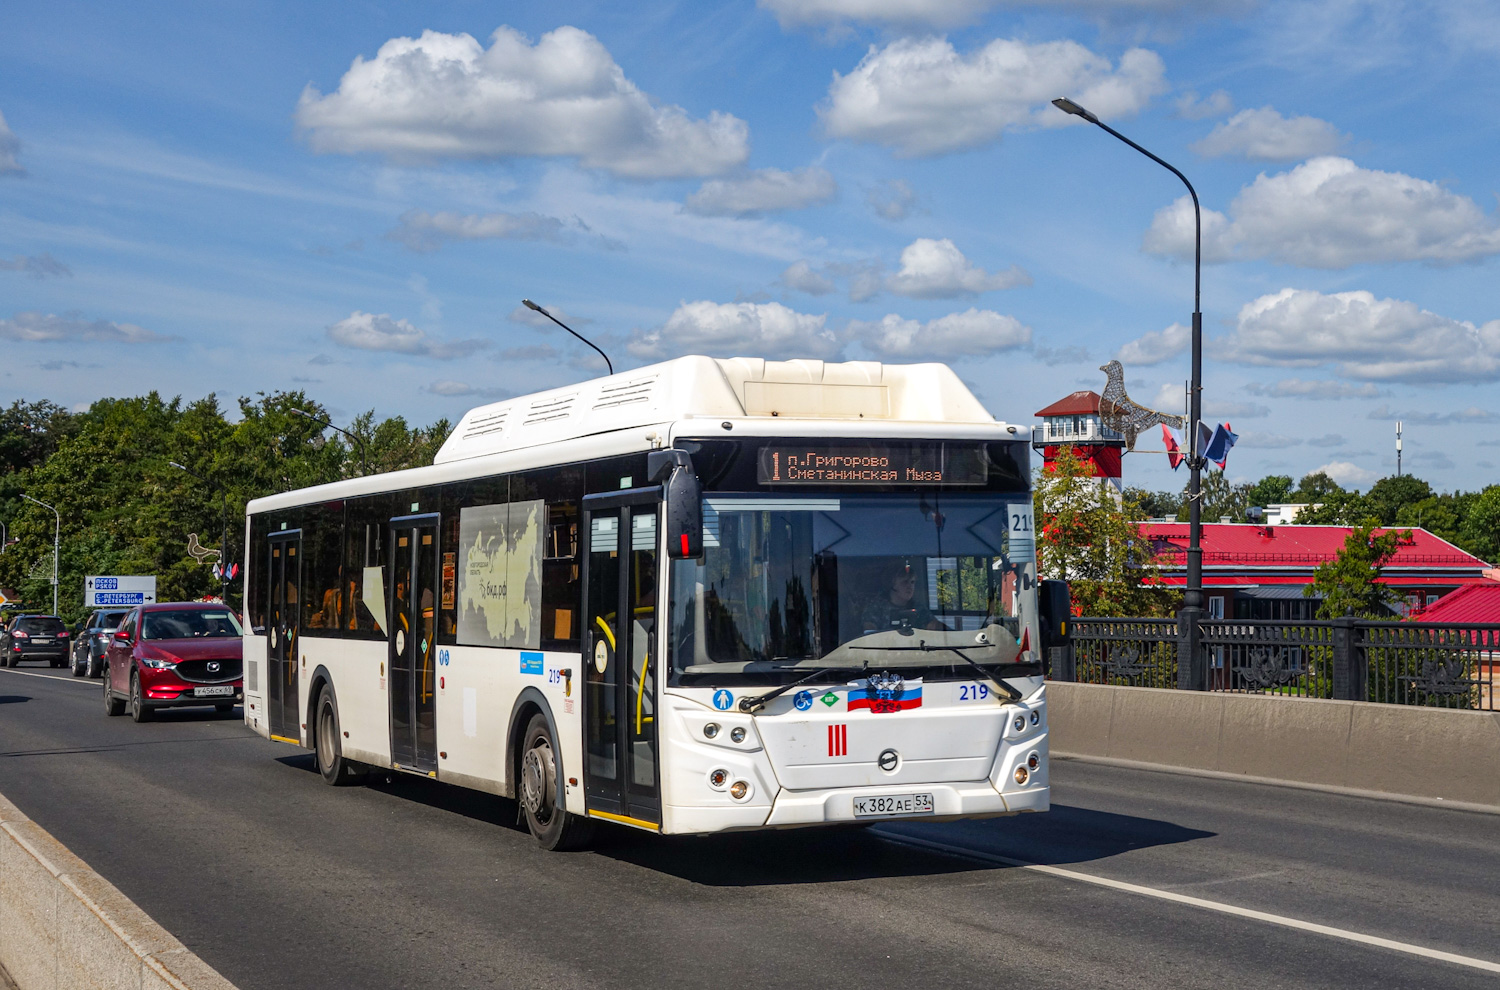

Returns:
876,831,1500,975
0,668,97,686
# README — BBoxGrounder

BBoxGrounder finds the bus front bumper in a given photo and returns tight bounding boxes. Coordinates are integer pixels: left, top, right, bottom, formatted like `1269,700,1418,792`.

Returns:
764,780,1048,827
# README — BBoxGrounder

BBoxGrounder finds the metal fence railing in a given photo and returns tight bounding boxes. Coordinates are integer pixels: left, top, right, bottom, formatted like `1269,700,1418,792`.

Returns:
1061,616,1500,712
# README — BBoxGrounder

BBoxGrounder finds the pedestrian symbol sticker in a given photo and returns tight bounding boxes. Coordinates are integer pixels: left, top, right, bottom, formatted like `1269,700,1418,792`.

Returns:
713,689,734,711
793,690,814,711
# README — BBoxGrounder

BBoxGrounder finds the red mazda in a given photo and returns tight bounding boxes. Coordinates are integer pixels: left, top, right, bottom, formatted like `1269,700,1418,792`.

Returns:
103,602,244,722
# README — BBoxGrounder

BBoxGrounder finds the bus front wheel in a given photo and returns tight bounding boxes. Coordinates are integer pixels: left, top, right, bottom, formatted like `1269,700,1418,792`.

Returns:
519,713,593,851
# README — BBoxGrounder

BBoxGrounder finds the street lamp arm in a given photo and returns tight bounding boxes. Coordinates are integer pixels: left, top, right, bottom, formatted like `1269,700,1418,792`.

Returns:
20,494,60,615
291,408,369,476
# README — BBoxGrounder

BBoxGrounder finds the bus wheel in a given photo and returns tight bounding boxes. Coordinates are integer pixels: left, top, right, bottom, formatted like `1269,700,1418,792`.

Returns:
315,685,367,787
519,714,594,851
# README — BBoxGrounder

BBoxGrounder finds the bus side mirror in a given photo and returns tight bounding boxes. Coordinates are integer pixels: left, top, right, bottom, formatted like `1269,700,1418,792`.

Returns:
648,449,703,560
1038,579,1072,652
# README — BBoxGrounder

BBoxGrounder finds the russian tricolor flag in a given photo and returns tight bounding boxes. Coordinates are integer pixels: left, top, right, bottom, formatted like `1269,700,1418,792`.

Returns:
847,677,923,714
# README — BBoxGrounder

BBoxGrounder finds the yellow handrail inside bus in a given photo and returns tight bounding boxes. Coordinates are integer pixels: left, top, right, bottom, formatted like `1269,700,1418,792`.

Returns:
594,615,615,649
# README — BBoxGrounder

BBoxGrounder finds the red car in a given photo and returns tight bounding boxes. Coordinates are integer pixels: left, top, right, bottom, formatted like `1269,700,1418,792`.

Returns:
103,602,244,722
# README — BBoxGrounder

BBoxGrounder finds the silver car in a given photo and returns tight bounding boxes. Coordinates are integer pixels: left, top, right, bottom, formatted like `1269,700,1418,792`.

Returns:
71,608,130,678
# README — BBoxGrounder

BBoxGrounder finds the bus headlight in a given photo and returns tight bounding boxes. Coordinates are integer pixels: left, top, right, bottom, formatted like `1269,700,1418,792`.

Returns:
730,727,747,743
1013,715,1025,732
729,780,751,801
703,722,720,739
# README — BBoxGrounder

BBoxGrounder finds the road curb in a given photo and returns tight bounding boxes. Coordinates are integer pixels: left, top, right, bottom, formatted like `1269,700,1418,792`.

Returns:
0,790,239,990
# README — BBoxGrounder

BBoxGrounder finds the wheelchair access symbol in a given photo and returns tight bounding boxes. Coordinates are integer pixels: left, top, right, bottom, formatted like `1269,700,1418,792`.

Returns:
793,690,814,711
713,689,734,711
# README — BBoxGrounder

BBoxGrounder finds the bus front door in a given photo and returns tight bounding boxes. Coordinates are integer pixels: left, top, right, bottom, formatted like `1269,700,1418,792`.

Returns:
389,515,440,774
582,494,661,828
266,532,301,744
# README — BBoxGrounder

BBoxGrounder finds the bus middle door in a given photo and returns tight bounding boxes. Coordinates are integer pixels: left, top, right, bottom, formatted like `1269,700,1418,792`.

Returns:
388,514,440,774
266,531,302,744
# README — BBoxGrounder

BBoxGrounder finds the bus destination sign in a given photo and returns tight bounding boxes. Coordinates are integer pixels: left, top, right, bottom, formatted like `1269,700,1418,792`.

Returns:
757,444,986,486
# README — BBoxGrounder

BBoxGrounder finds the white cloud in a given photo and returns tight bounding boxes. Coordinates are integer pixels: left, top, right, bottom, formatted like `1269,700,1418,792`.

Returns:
849,308,1031,358
295,26,749,179
1115,322,1189,365
684,167,836,217
1222,288,1500,383
760,0,1230,29
1307,434,1345,448
327,311,488,359
780,260,837,296
387,210,570,251
1209,401,1270,420
1174,89,1233,120
0,111,22,175
868,179,918,220
1191,107,1346,162
1034,344,1089,365
426,380,513,400
628,301,841,359
1242,378,1382,398
1366,404,1499,425
0,253,70,278
885,238,1031,298
0,311,167,343
1316,460,1377,487
818,37,1165,157
1145,157,1500,268
1234,431,1303,448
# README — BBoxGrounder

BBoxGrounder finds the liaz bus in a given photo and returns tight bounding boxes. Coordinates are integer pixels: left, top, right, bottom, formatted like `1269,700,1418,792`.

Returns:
242,356,1070,849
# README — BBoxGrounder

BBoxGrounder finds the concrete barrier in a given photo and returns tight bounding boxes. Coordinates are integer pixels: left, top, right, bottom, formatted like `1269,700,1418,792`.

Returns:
0,793,237,990
1049,682,1500,810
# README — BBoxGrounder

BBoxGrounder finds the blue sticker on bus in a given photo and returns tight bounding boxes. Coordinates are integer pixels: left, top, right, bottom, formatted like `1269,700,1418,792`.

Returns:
793,690,814,711
712,689,734,711
520,652,543,675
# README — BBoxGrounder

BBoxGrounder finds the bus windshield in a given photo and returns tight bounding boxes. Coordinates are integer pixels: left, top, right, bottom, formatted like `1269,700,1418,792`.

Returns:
667,493,1037,681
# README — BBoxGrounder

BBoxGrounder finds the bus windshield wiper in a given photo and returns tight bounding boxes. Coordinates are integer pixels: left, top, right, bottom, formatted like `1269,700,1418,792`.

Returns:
738,662,865,714
851,642,1032,703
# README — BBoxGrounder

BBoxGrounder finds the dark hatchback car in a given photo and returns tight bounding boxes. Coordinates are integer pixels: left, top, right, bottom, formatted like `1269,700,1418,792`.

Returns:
1,614,71,667
103,603,244,722
71,608,131,678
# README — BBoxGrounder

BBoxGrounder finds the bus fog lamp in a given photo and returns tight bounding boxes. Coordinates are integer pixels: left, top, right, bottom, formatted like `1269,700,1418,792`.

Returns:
1030,710,1040,726
729,780,750,800
704,722,720,739
1014,765,1029,786
730,727,747,743
1013,715,1025,732
1027,752,1040,771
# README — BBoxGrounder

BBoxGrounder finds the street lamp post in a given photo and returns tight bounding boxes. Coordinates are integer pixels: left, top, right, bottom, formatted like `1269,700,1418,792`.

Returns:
291,408,369,476
170,462,229,604
1052,96,1207,689
20,494,60,615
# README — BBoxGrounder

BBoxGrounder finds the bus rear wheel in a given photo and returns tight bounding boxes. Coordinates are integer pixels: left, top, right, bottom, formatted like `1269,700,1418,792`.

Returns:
519,713,593,851
315,685,368,787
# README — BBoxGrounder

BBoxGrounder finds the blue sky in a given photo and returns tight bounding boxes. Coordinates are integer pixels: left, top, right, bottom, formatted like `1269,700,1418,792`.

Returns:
2,0,1497,494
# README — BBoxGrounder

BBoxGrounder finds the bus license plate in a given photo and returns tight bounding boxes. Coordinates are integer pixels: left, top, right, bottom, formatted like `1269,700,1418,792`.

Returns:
853,793,934,818
194,686,234,697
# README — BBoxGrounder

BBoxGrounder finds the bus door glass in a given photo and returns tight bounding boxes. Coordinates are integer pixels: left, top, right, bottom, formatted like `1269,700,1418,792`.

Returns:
266,531,301,742
582,495,661,825
389,515,440,773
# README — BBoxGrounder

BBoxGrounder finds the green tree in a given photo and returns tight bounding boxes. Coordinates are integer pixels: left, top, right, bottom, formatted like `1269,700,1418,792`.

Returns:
1124,487,1182,520
1458,485,1500,564
1305,521,1406,618
1035,445,1179,617
1365,474,1432,525
1174,470,1252,523
1246,474,1294,508
1293,471,1345,503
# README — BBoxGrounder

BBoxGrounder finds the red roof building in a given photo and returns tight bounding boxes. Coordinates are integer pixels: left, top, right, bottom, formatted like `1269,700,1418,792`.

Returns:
1409,580,1500,623
1033,390,1126,491
1141,523,1493,620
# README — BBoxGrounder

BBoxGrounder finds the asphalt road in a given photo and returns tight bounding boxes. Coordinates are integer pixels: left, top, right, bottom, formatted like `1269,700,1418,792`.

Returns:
2,662,1497,989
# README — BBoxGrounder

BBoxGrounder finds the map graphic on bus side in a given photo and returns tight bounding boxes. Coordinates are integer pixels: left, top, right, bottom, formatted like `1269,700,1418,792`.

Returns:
458,499,544,649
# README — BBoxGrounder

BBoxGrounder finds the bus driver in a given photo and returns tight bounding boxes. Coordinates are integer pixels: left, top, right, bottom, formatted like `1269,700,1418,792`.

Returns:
862,563,949,634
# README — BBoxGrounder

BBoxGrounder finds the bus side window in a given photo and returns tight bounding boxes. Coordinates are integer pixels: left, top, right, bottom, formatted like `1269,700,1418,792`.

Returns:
542,502,580,649
344,506,389,640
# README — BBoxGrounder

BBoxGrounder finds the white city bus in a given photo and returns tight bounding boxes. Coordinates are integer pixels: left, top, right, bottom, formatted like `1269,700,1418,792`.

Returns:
242,356,1068,849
